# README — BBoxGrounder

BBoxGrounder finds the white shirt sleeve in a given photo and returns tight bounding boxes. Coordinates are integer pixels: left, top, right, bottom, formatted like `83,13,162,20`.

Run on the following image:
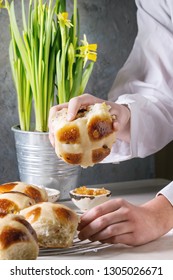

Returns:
103,0,173,203
157,182,173,205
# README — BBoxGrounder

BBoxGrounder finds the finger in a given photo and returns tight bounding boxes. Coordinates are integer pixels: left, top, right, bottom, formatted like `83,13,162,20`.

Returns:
78,198,128,230
49,132,55,147
100,232,136,246
48,103,68,128
113,121,119,132
78,205,131,240
88,221,133,242
108,104,120,132
67,94,104,121
48,103,69,147
48,120,55,147
78,211,119,240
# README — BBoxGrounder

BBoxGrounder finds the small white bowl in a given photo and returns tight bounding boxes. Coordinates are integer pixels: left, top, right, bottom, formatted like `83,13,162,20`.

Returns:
46,188,60,202
37,185,60,202
69,187,111,212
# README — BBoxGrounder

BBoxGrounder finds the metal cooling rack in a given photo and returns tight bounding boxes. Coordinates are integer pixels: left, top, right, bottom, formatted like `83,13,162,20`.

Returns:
39,237,112,256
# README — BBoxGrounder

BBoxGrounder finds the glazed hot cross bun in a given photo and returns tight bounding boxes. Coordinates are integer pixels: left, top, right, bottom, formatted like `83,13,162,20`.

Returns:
20,202,79,248
52,103,116,168
0,181,48,203
0,213,39,260
0,192,36,214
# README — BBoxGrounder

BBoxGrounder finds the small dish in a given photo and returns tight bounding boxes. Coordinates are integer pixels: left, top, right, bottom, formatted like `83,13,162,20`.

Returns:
69,186,111,212
45,188,60,202
37,185,60,202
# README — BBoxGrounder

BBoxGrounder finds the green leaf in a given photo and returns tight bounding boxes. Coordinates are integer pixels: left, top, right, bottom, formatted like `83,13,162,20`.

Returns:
59,0,66,12
70,58,83,99
79,62,94,95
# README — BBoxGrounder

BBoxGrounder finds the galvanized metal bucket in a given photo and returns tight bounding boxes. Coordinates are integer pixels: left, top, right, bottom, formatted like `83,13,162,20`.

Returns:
11,125,81,200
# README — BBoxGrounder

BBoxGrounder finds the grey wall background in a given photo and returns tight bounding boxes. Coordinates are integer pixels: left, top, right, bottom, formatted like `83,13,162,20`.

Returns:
0,0,155,186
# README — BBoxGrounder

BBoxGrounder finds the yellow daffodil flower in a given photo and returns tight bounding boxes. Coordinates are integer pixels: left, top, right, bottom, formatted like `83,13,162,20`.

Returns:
77,34,97,66
57,12,73,28
0,0,10,11
0,0,5,9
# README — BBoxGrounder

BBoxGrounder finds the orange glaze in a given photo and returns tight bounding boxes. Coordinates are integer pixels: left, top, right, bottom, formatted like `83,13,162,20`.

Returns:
24,207,41,223
0,183,17,193
57,125,80,144
73,186,109,196
0,199,19,214
87,116,113,141
0,225,30,249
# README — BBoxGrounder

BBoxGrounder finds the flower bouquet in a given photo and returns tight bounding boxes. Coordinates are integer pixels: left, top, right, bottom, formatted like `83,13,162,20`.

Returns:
0,0,97,132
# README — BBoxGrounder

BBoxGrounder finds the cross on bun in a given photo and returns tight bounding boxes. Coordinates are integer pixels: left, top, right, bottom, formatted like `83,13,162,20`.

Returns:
0,181,48,203
52,103,116,168
20,202,79,248
0,213,39,260
0,192,36,214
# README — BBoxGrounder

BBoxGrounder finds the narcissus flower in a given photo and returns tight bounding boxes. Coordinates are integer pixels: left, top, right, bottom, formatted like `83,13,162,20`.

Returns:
77,34,97,66
0,0,4,7
3,0,98,131
57,12,73,28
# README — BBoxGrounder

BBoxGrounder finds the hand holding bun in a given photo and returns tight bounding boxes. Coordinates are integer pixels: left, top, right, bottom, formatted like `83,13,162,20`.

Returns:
20,202,79,248
0,213,39,260
52,103,116,168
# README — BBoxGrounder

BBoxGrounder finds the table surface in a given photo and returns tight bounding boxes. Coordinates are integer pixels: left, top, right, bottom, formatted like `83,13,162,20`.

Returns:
38,178,173,260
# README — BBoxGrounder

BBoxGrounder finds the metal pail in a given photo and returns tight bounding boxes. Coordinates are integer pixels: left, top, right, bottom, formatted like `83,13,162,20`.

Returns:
11,125,80,200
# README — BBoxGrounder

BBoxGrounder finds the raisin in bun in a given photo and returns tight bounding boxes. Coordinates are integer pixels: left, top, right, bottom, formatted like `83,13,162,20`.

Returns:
20,202,79,248
0,213,39,260
0,192,36,214
0,181,48,203
52,103,116,168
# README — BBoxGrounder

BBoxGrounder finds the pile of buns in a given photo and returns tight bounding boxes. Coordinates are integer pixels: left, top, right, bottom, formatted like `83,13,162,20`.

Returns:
0,181,79,260
52,103,116,168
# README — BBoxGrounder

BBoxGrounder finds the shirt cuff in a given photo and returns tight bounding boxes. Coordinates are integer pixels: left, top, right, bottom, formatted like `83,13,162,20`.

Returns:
157,181,173,206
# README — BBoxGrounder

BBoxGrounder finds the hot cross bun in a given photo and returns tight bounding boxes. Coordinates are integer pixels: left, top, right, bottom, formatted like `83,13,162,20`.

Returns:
0,213,39,259
52,103,116,168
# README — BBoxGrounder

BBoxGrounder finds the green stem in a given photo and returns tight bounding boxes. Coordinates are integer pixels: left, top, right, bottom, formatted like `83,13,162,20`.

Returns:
73,0,77,48
43,0,55,131
59,23,66,103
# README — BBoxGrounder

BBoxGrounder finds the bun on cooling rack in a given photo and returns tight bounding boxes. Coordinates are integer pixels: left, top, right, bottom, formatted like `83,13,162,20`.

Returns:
20,202,79,248
0,181,48,203
0,192,36,214
0,213,39,260
52,103,116,168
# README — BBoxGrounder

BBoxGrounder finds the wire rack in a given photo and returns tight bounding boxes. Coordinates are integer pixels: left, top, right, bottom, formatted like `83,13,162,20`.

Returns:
39,237,112,256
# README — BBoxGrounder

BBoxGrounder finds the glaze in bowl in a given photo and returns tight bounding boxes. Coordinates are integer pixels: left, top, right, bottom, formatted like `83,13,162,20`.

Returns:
69,186,111,212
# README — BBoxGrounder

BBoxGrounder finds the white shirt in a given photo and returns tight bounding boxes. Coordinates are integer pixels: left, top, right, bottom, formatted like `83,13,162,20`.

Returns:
103,0,173,204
